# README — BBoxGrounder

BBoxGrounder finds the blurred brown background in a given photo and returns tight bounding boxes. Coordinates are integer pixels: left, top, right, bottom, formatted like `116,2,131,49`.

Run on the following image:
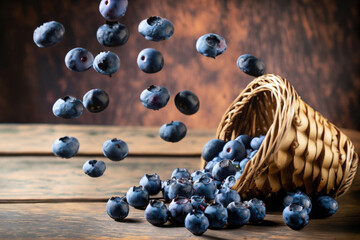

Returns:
0,0,359,130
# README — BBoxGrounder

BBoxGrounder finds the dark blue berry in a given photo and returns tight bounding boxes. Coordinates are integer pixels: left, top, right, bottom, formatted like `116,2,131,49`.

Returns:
33,21,65,48
212,159,237,181
235,135,252,149
83,89,109,113
97,22,129,47
126,186,149,208
52,96,83,119
65,48,94,72
215,187,241,207
168,178,193,200
185,211,209,235
174,90,200,115
83,159,106,177
93,51,120,76
196,33,226,58
204,156,223,173
168,196,193,224
245,198,266,224
239,158,251,172
283,191,312,214
102,138,129,161
227,201,250,227
140,85,170,110
250,135,265,150
204,202,228,229
162,179,176,202
190,195,207,211
223,175,236,189
139,173,162,195
138,16,174,41
137,48,164,73
52,136,79,158
144,200,168,225
282,203,309,230
237,54,265,77
202,139,226,162
219,140,246,161
99,0,128,21
159,121,187,142
311,195,338,218
171,168,191,180
106,196,129,221
193,175,217,202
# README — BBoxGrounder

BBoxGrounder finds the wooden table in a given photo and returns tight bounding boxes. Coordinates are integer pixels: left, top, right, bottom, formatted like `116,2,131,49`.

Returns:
0,124,359,239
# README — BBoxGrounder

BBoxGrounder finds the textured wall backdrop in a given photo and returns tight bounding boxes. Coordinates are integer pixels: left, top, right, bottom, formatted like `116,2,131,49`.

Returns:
0,0,359,130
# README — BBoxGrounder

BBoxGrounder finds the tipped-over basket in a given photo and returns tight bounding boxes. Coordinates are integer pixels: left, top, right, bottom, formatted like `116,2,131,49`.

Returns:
201,74,358,201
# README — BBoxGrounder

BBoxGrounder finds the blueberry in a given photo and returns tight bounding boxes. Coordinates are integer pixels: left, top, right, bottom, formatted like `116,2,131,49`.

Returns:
204,202,228,229
219,140,246,161
52,96,83,119
283,191,312,214
82,159,106,177
311,195,338,218
235,171,242,180
235,135,252,149
212,159,237,181
215,187,240,207
145,200,168,226
190,195,207,211
99,0,128,21
185,210,209,235
223,175,236,189
65,48,94,72
139,173,162,195
193,175,217,202
159,121,187,142
196,33,227,58
140,85,170,110
190,170,205,182
137,48,164,73
239,158,251,172
126,185,149,208
202,139,226,162
168,196,193,224
162,178,176,202
83,89,109,113
168,178,193,200
106,196,129,221
52,136,79,158
93,51,120,76
174,90,200,115
227,201,251,227
171,168,191,180
249,149,258,159
250,135,265,150
204,156,223,173
97,22,129,47
138,16,174,41
102,138,129,161
245,198,266,224
282,204,309,230
33,21,65,48
237,54,265,77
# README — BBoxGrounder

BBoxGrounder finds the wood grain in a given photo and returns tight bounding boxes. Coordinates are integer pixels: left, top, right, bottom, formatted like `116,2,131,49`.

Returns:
0,156,202,199
0,124,358,156
0,124,214,156
0,180,359,239
0,0,359,130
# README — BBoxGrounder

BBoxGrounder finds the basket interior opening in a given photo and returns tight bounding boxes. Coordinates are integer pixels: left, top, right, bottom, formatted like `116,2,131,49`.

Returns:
231,90,277,139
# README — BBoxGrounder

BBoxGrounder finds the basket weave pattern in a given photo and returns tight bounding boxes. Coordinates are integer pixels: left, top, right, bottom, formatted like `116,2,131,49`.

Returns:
202,74,359,200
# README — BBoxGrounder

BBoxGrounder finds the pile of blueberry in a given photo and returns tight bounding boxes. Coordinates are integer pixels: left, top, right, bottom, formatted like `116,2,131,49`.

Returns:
106,168,266,235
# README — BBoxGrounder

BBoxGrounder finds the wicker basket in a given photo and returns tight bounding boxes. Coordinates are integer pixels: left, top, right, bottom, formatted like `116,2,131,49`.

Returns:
201,74,359,201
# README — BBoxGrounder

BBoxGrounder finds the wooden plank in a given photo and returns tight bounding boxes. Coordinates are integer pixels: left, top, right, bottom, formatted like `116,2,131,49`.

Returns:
0,124,359,156
0,156,202,200
0,197,359,240
0,124,215,156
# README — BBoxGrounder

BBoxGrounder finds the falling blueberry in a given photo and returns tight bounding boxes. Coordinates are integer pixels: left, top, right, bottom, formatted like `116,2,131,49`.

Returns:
159,121,187,142
174,90,200,115
93,51,120,76
99,0,128,21
196,33,227,58
83,159,106,177
97,22,129,47
65,47,94,72
140,85,170,110
83,89,109,113
237,54,265,77
102,138,129,161
138,16,174,41
33,21,65,48
52,136,79,159
137,48,164,73
52,96,84,119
